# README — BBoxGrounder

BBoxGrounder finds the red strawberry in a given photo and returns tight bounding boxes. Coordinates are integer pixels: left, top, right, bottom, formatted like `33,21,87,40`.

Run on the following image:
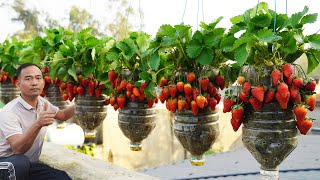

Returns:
230,118,241,132
44,75,51,84
117,96,126,109
277,82,289,98
110,96,116,106
282,63,294,77
293,103,308,122
95,89,102,97
239,92,249,103
131,94,137,102
176,81,184,93
199,77,209,91
126,83,133,92
108,70,117,83
214,75,225,90
293,77,303,88
223,98,235,113
76,86,84,96
192,88,200,101
184,83,192,96
208,98,217,111
68,93,74,101
231,104,244,122
214,93,221,104
249,97,262,111
169,84,177,97
284,75,293,86
297,117,313,135
159,87,170,103
304,94,316,111
289,86,299,99
304,78,316,91
60,82,67,90
290,91,302,103
271,69,282,86
275,91,290,109
191,100,199,116
169,98,178,113
159,77,168,87
104,99,110,105
178,99,186,111
133,87,141,97
264,88,275,103
196,95,206,109
147,99,155,108
119,80,127,90
207,82,217,97
67,83,74,94
42,66,49,74
81,79,89,87
113,103,119,111
243,82,252,95
62,93,69,101
251,86,265,102
187,72,196,83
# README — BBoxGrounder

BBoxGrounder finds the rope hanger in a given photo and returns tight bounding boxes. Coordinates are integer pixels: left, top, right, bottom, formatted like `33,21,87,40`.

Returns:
181,0,205,30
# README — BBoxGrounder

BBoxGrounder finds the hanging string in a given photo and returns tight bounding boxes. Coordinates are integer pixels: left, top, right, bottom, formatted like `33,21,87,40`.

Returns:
125,0,132,36
89,0,92,25
202,0,204,22
285,0,288,15
273,0,277,32
197,0,200,30
181,0,188,24
255,0,260,15
138,0,143,31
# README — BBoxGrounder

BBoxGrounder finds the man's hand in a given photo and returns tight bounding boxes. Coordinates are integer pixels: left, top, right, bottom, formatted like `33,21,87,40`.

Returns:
37,101,55,127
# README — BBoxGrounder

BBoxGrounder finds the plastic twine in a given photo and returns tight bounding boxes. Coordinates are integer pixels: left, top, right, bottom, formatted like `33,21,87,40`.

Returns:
181,0,188,24
197,0,200,30
273,0,277,32
255,0,260,15
139,0,143,31
202,0,204,22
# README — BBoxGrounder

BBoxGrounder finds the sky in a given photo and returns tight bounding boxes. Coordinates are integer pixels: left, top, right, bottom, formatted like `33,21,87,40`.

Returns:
0,0,320,41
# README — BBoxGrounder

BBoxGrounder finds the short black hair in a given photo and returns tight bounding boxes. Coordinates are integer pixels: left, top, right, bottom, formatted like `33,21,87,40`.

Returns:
16,63,42,78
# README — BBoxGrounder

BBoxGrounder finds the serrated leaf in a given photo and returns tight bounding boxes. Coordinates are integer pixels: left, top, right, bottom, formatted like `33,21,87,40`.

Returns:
139,71,151,81
175,24,192,39
196,47,213,66
186,41,203,58
156,24,176,38
306,52,319,73
86,37,99,48
257,29,275,43
145,82,156,99
68,68,77,81
307,34,320,50
59,44,71,56
161,36,175,46
300,13,318,25
251,14,272,27
230,15,245,25
291,6,309,29
233,36,253,50
136,32,150,52
150,51,160,70
235,44,249,66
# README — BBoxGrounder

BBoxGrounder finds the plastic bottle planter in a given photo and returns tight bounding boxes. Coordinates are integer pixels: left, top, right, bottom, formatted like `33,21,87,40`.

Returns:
45,84,70,128
242,102,297,179
74,94,107,139
0,81,20,104
173,107,219,166
118,101,156,151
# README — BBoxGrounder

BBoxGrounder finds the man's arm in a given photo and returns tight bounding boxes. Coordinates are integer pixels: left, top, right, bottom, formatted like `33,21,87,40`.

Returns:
54,105,75,121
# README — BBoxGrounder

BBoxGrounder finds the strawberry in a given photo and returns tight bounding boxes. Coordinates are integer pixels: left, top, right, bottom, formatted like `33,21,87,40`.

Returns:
108,70,117,83
289,86,299,99
11,76,17,85
67,83,74,94
230,118,241,132
95,89,102,97
68,93,74,101
2,75,7,82
131,94,137,102
126,83,133,92
178,99,186,111
293,77,303,88
159,77,168,87
214,75,225,90
184,83,192,96
223,97,234,113
185,95,192,104
187,72,196,83
110,96,116,106
81,79,89,87
251,86,265,102
304,78,316,91
159,87,170,103
284,75,293,86
291,91,302,103
199,77,209,91
62,93,69,101
192,88,200,101
133,87,141,97
191,100,199,116
208,98,217,111
231,104,244,122
242,82,252,95
264,88,275,103
104,99,110,105
297,117,313,135
271,69,282,86
214,93,221,104
126,90,132,98
169,84,177,97
169,98,178,113
293,103,308,122
76,86,84,96
237,75,246,85
277,82,289,98
239,91,249,103
113,103,119,111
275,91,290,109
117,96,126,109
176,81,184,93
119,80,127,90
249,97,262,111
77,75,83,83
88,82,95,96
44,75,51,84
42,66,49,74
147,99,155,108
207,82,217,97
304,94,316,111
196,95,206,109
282,63,294,77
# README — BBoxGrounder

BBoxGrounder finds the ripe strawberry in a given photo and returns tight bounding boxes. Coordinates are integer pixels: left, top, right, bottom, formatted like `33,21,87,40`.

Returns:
133,87,141,97
290,91,302,103
159,77,168,87
185,95,192,104
62,93,69,101
196,95,206,109
191,100,199,116
67,83,74,94
192,88,200,101
113,103,119,111
239,91,249,103
304,78,316,91
42,66,49,74
76,86,84,96
178,99,186,111
284,75,293,86
126,90,132,98
108,70,117,83
104,99,110,105
237,75,246,85
264,88,275,103
277,82,289,98
81,79,89,87
214,75,225,90
289,86,299,99
168,98,178,113
2,75,7,82
44,76,51,84
176,81,184,93
68,93,74,101
231,104,244,122
131,94,137,102
293,77,303,88
207,82,217,97
110,96,116,106
88,82,95,96
95,89,102,97
293,103,308,122
199,77,209,91
40,91,46,97
297,117,313,135
271,69,282,86
282,63,294,77
187,72,196,83
159,87,170,103
117,96,126,109
125,83,133,92
208,98,217,111
60,82,67,90
214,93,221,104
275,91,290,109
223,97,235,113
147,99,155,108
251,86,265,102
230,118,241,132
304,94,316,111
242,82,252,95
77,75,83,83
249,97,262,111
184,83,192,96
169,84,177,97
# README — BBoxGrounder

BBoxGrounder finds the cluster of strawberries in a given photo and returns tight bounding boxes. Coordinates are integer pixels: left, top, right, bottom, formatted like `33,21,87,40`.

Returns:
0,70,16,85
158,72,225,116
105,70,157,111
223,63,317,134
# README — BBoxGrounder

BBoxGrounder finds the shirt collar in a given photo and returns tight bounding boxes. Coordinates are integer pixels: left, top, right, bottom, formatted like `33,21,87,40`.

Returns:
17,95,43,111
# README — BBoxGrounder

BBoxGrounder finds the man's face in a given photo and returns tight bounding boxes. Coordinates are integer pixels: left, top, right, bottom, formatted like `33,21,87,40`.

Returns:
16,65,45,98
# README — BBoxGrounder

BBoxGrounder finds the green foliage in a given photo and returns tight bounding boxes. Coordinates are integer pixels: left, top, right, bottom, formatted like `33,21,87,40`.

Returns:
0,38,24,77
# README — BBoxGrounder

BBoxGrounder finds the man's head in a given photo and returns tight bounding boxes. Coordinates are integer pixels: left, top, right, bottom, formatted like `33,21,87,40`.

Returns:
16,63,44,98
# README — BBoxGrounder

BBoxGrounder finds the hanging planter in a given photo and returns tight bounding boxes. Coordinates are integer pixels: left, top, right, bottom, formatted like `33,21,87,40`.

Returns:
0,78,20,104
118,101,156,151
173,107,219,166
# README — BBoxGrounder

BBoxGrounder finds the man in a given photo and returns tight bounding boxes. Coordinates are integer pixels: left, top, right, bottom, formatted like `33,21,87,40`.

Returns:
0,63,75,180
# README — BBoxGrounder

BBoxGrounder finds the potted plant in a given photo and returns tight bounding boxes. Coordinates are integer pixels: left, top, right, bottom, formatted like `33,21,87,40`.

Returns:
150,19,234,165
104,31,158,151
223,2,320,178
